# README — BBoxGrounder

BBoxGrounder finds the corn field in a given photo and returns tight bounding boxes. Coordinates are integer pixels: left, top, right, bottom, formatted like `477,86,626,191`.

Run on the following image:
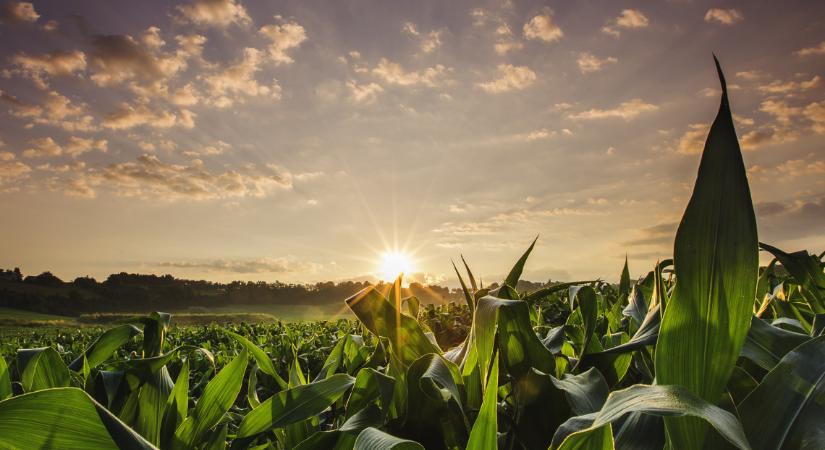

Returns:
0,60,824,450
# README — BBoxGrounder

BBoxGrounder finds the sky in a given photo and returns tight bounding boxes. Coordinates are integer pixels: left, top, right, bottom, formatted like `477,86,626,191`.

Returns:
0,0,823,286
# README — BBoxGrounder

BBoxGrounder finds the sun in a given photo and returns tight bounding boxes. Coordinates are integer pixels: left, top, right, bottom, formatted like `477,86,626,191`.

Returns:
377,251,415,283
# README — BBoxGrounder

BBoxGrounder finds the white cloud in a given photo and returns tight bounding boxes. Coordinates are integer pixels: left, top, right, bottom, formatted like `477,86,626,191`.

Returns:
65,136,108,157
602,9,649,37
477,64,536,93
704,8,743,25
757,75,822,95
371,59,450,87
65,155,294,200
577,52,617,74
203,48,281,107
157,257,320,274
9,50,87,89
804,101,825,134
22,137,62,158
674,123,708,155
568,99,657,120
0,1,39,24
259,18,307,64
795,41,825,57
776,158,825,177
523,11,563,43
103,103,195,130
176,0,250,28
347,80,383,104
402,22,444,53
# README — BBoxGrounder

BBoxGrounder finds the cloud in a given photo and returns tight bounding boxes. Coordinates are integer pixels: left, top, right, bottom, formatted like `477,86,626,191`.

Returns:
477,64,536,93
259,18,307,64
577,52,617,74
0,1,38,24
524,128,554,141
493,23,523,55
523,11,563,43
704,8,743,25
756,194,825,241
182,140,231,157
795,41,825,57
602,9,649,37
103,103,195,130
90,34,171,86
22,137,62,158
622,222,677,247
157,257,320,274
371,58,450,87
757,75,821,95
804,100,825,133
64,155,294,200
0,159,31,190
740,125,799,150
347,80,383,104
759,99,802,124
674,123,707,154
1,90,96,131
203,48,281,107
402,22,444,53
776,158,825,177
568,98,657,120
65,136,108,157
9,50,87,89
175,0,250,28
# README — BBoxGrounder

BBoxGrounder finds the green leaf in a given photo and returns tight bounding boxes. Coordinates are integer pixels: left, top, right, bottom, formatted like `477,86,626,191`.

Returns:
552,384,751,450
161,360,190,447
739,335,825,450
0,387,156,449
346,367,396,420
403,353,468,449
69,324,142,371
503,236,538,291
346,287,440,366
353,427,424,450
172,349,248,449
556,423,613,450
461,254,478,292
237,373,356,438
655,57,759,449
740,315,809,371
466,352,498,450
295,405,383,450
550,368,609,416
466,295,555,386
759,243,825,313
135,368,174,445
0,356,10,401
226,330,288,389
18,347,70,392
452,260,475,311
620,257,631,299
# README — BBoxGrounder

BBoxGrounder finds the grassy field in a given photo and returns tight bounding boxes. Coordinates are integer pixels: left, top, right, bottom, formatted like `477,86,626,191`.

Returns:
0,303,353,329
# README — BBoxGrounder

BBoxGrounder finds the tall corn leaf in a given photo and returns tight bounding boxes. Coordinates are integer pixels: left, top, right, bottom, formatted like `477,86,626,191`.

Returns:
0,387,156,449
172,349,248,449
500,236,538,297
655,57,758,448
739,335,825,450
237,373,356,438
466,352,498,450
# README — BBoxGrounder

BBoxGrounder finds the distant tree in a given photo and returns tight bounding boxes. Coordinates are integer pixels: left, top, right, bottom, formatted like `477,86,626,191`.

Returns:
24,271,64,287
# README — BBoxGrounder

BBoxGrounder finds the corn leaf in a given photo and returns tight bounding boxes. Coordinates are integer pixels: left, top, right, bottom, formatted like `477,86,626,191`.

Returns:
739,335,825,450
655,57,759,448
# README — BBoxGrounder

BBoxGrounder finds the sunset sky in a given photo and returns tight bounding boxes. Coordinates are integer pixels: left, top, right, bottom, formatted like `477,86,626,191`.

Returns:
0,0,823,285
